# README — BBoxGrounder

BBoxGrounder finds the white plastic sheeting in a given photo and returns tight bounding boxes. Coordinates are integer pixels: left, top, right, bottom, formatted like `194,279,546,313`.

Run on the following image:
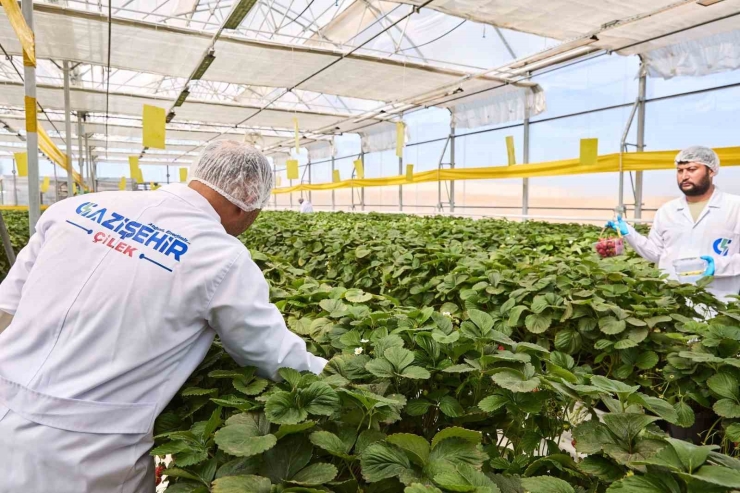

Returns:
304,140,335,161
442,85,546,129
396,0,740,60
0,4,512,103
396,0,683,40
0,83,350,130
643,28,740,79
357,121,406,153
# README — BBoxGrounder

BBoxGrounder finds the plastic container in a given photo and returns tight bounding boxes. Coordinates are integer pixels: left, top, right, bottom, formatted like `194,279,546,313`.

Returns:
594,237,625,258
673,257,709,285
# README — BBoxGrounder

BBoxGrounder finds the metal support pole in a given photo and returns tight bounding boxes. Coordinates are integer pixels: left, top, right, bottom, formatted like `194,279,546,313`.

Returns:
84,133,94,192
63,60,74,201
12,160,17,205
272,163,277,209
0,212,16,266
522,101,531,217
307,158,312,204
635,63,647,219
290,179,293,209
166,165,170,185
76,114,85,194
449,122,455,213
398,155,403,212
360,152,365,211
331,155,335,211
23,0,40,234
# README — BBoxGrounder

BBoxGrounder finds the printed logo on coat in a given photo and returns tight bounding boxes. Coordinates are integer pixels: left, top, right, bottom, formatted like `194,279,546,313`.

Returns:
65,202,191,272
713,237,732,257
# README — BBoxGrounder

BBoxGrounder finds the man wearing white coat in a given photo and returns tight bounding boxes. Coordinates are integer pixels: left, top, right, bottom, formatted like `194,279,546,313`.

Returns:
0,141,327,492
607,146,740,302
298,197,314,213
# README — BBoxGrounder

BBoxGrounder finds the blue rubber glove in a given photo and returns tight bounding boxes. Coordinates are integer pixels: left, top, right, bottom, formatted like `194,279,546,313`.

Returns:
605,215,629,236
701,255,715,276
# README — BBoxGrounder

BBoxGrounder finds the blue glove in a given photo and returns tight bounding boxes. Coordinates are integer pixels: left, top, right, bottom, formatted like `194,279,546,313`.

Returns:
701,255,715,276
605,215,629,236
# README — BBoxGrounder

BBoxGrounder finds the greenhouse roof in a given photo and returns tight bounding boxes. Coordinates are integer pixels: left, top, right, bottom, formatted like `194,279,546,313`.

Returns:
0,0,737,165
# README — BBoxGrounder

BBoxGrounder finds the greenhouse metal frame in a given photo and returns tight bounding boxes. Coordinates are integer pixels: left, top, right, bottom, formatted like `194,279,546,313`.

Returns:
1,0,740,231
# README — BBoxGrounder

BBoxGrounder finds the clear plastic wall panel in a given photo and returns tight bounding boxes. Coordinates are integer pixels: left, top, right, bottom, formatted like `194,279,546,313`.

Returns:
533,55,639,118
405,108,449,146
362,149,396,208
452,126,524,213
527,108,630,218
643,86,740,202
648,68,740,100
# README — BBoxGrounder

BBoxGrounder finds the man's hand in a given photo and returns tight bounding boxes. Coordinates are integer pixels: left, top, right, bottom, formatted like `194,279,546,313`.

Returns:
701,255,715,277
605,215,630,236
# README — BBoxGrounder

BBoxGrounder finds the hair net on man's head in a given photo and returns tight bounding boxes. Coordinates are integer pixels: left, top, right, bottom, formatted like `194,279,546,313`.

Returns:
190,140,273,211
675,146,720,175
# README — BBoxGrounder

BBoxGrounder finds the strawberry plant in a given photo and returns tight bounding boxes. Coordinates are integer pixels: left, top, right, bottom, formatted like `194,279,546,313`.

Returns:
5,210,740,491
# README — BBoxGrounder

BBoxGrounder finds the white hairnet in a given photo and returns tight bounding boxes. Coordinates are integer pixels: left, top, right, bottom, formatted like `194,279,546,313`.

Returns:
190,140,273,211
675,145,720,175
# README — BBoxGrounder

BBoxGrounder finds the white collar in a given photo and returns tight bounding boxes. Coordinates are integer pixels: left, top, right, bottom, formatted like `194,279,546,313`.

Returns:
159,183,221,222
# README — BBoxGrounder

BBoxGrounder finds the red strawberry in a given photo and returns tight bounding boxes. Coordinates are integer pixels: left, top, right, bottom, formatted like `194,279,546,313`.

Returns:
498,345,505,351
571,439,577,447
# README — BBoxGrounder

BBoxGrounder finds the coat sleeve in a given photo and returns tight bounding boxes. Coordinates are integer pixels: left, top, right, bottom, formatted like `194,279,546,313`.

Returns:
206,251,327,381
0,220,47,316
623,214,665,264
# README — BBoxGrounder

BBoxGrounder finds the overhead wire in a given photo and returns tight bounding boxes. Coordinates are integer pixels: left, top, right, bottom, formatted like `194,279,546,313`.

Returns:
397,19,466,52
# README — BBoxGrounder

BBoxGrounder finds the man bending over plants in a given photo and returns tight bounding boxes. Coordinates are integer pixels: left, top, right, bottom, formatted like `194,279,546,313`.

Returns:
0,141,326,492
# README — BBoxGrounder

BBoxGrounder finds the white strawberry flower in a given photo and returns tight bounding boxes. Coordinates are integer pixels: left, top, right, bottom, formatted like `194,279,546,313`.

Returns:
361,339,369,343
354,347,363,355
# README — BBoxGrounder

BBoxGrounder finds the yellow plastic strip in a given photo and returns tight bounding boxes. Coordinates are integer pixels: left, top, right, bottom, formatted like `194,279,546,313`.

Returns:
396,122,405,158
119,177,127,190
276,175,282,187
270,146,740,194
40,176,50,193
142,105,166,149
0,205,49,211
24,96,37,133
129,156,142,183
406,164,414,182
14,152,27,177
179,168,188,183
37,126,83,186
580,138,598,166
353,159,364,179
286,159,299,180
332,169,340,183
0,0,35,67
506,136,516,166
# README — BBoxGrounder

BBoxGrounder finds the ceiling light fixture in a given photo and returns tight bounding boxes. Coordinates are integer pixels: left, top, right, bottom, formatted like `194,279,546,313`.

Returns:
223,0,258,29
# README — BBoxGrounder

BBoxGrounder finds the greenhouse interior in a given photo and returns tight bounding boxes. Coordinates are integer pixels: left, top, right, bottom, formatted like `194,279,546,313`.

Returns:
2,0,740,492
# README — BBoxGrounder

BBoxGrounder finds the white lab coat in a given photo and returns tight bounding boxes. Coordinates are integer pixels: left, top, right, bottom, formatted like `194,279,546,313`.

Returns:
299,200,314,213
625,188,740,301
0,184,326,493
